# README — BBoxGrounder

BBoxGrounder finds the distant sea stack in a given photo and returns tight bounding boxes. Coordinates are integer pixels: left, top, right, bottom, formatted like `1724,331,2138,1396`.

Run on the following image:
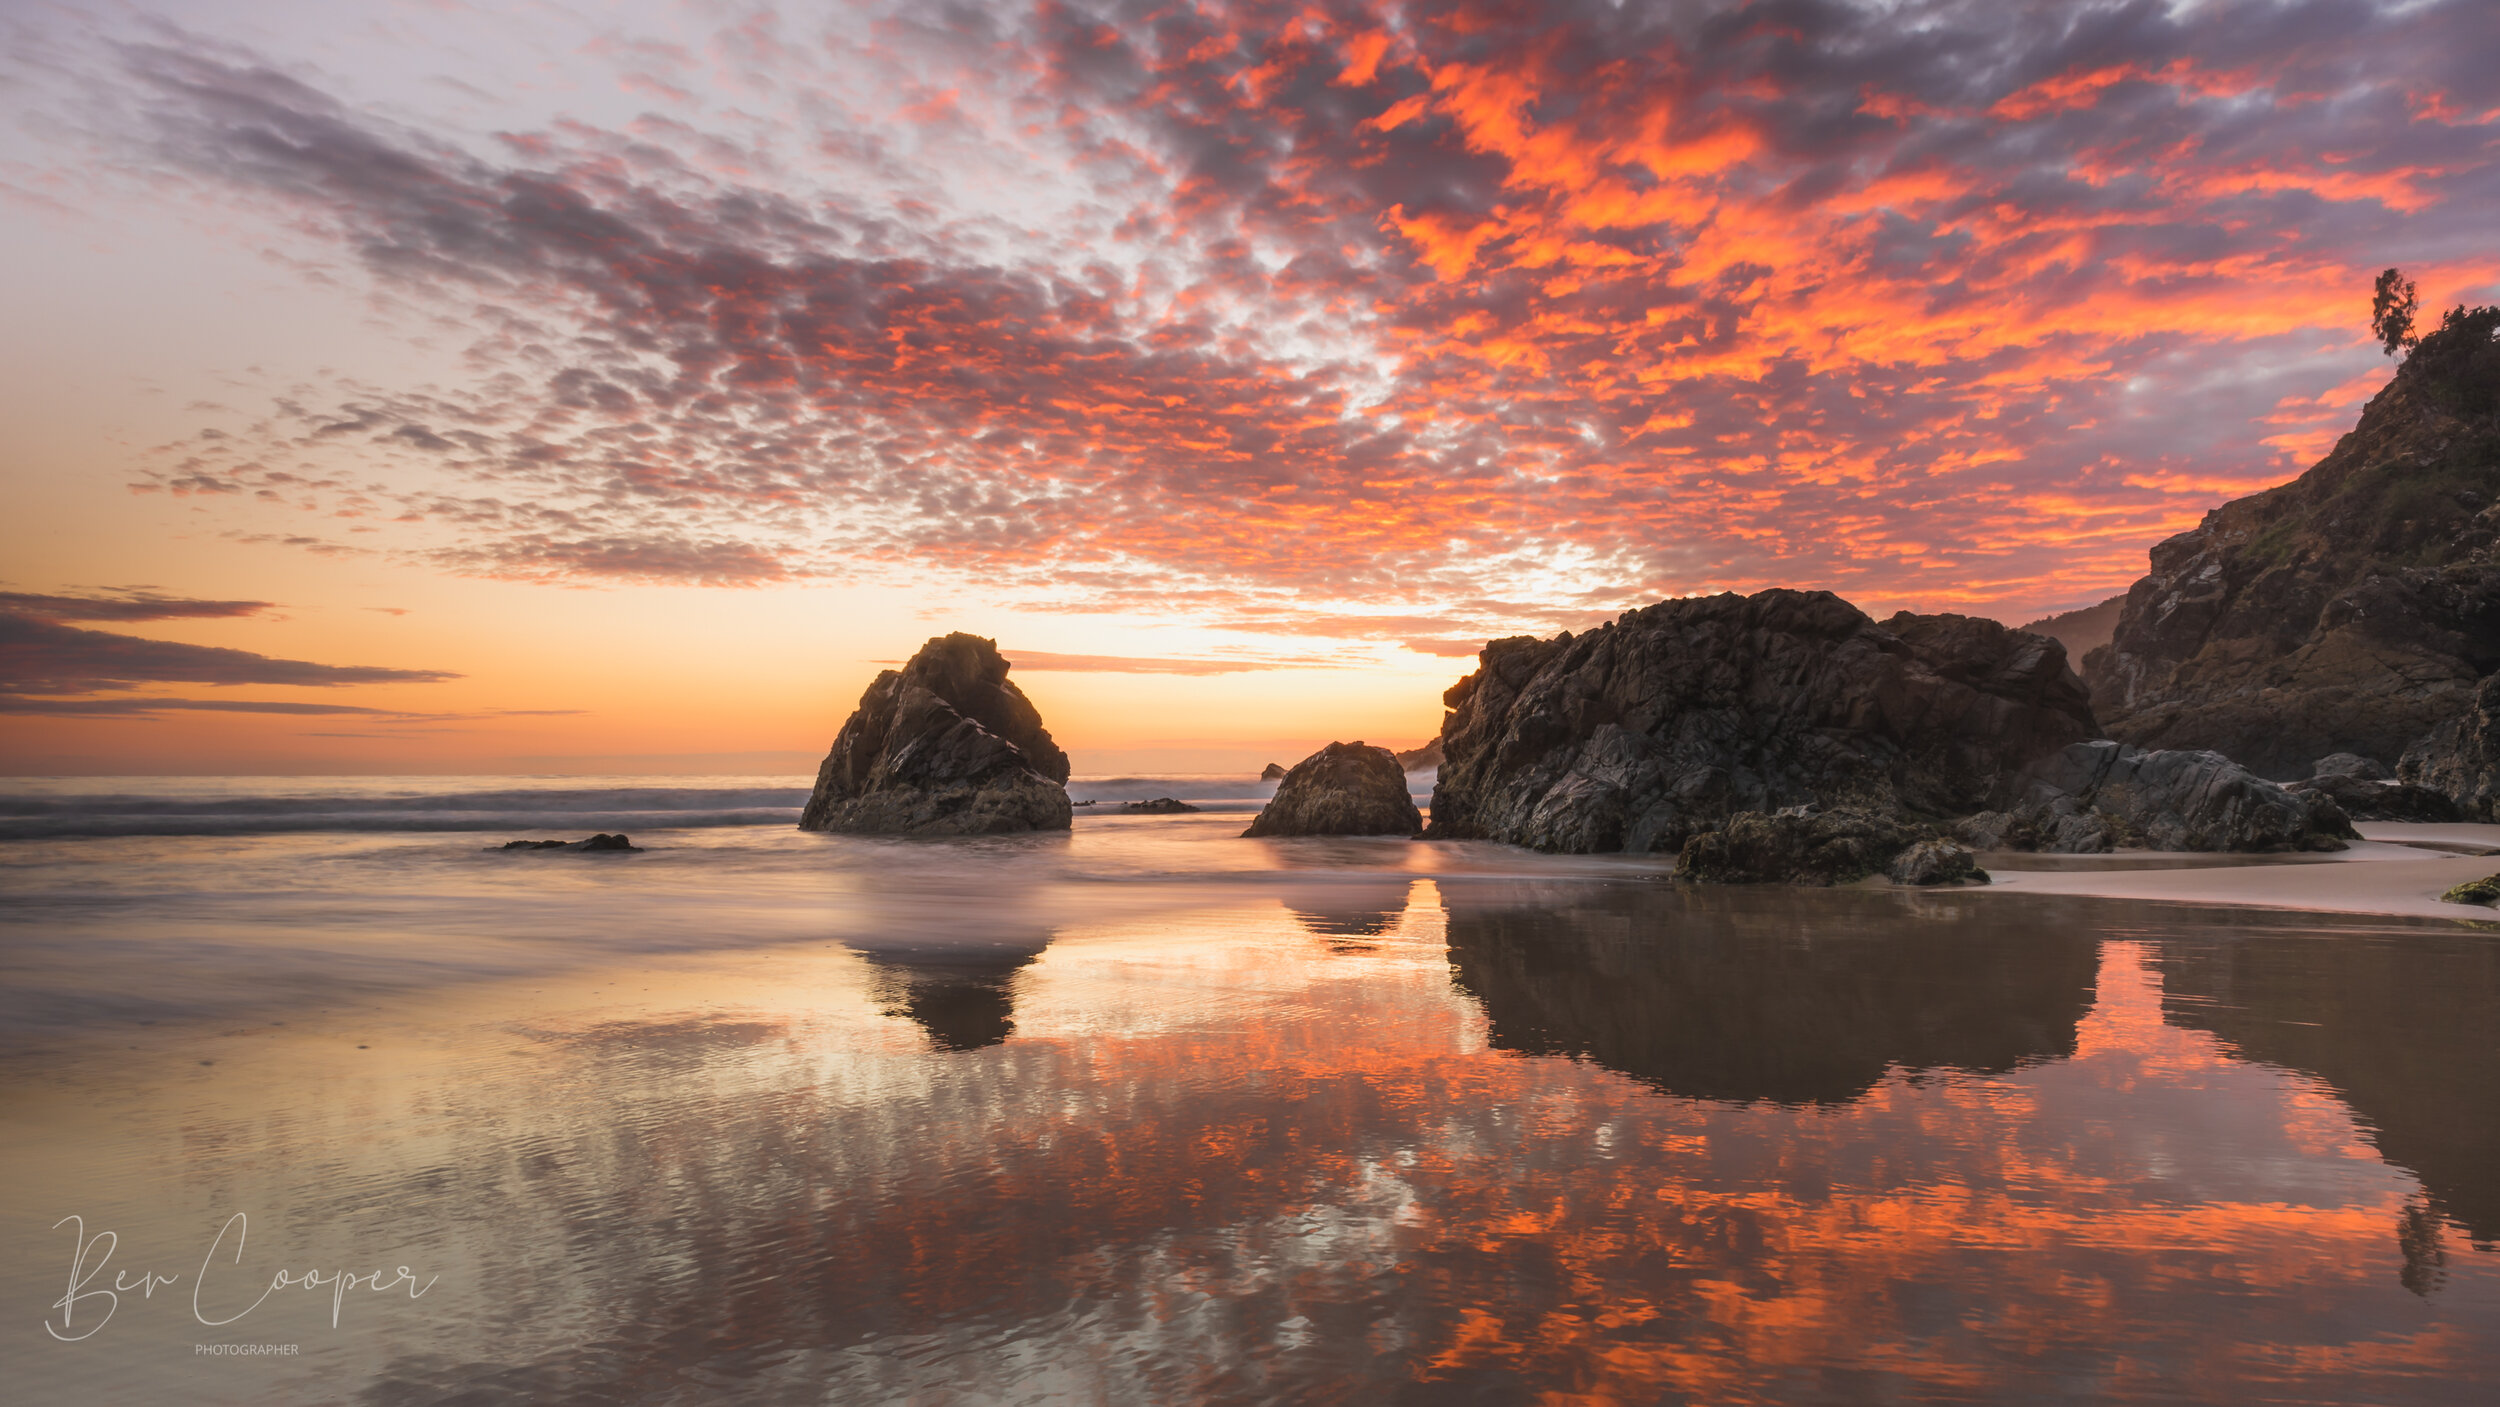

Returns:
1424,589,2097,854
1243,741,1422,838
798,634,1073,836
2089,307,2500,780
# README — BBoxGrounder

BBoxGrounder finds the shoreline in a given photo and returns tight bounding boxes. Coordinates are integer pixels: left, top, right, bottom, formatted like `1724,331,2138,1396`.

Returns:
1943,824,2500,923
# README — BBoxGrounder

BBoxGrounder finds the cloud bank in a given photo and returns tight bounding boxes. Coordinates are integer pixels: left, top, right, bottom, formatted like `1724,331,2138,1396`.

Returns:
55,0,2500,628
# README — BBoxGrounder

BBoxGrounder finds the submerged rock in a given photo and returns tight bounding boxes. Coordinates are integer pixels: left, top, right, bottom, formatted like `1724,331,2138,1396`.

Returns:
1120,797,1199,814
1673,808,1924,886
1425,589,2097,854
798,633,1072,836
1957,741,2355,853
1243,741,1422,838
1889,839,1988,886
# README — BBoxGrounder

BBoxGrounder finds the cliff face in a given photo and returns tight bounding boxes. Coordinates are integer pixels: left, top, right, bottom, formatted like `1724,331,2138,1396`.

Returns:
2088,309,2500,778
798,633,1073,835
1424,589,2098,854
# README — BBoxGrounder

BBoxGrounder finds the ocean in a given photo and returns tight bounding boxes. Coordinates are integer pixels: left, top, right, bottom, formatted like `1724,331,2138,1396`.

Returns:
2,775,2495,1404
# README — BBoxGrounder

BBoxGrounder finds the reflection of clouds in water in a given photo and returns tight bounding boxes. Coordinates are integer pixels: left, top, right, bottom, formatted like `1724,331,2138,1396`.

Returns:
307,901,2497,1404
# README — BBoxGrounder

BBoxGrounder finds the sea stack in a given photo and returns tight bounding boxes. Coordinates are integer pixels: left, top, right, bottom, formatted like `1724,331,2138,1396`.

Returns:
798,634,1073,836
1424,589,2098,854
1243,741,1422,838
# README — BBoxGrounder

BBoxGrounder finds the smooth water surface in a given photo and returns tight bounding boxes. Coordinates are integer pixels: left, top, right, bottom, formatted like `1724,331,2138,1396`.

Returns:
1,785,2494,1404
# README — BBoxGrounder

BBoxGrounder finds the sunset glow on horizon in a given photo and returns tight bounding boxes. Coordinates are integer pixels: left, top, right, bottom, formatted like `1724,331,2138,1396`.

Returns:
5,0,2497,773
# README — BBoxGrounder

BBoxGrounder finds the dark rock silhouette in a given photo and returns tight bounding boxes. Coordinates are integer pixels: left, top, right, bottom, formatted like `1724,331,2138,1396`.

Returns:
1394,739,1443,771
493,832,640,852
1445,885,2098,1105
1260,763,1288,781
1120,797,1199,814
1890,838,1987,885
1673,808,1923,885
1425,590,2096,854
2154,927,2500,1242
1957,742,2355,853
2016,594,2125,685
2089,308,2500,779
1243,741,1421,837
799,634,1072,836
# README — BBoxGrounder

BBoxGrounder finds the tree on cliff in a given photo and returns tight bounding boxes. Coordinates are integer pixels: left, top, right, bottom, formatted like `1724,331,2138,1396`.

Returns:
2373,267,2419,355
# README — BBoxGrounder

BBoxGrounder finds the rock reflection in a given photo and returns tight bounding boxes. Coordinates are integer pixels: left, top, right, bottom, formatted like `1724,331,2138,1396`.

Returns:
851,938,1049,1050
1446,884,2100,1103
1284,876,1414,949
2153,923,2500,1243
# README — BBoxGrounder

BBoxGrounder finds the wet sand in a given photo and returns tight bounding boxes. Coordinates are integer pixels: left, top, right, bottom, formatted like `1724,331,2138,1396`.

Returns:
1965,824,2500,921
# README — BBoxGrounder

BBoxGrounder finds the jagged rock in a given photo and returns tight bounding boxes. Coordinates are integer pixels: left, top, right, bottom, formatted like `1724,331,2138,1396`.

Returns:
2089,308,2500,778
493,832,641,852
1889,839,1988,886
1120,797,1199,814
2016,594,2125,687
1260,763,1288,781
1424,589,2098,854
2399,672,2500,818
1395,739,1444,771
1673,807,1925,885
2313,752,2390,780
1957,741,2355,853
798,634,1072,836
2286,772,2461,823
1243,741,1422,838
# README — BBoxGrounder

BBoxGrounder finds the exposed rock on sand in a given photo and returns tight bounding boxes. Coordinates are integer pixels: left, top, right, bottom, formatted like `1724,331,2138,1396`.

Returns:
1672,807,1924,885
1425,589,2097,854
799,633,1072,836
2287,772,2461,823
1243,741,1421,838
1956,741,2355,853
1889,839,1988,886
2088,308,2500,778
2439,872,2500,906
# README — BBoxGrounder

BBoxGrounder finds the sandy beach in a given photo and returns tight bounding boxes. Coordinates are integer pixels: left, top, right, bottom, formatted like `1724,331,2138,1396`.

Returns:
1959,824,2500,922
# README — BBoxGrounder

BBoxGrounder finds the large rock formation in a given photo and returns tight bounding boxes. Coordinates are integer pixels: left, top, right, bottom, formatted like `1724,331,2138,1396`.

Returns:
2398,672,2500,817
2088,308,2500,778
1956,741,2354,853
1423,590,2098,854
1242,741,1421,838
798,634,1073,836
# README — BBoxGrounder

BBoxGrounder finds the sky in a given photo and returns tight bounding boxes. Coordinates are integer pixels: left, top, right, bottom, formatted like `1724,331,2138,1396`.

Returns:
3,0,2496,775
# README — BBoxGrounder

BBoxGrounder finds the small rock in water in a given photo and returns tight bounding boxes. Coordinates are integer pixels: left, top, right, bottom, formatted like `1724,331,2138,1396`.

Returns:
492,833,642,852
1888,839,1989,886
1260,763,1288,781
1120,797,1199,814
